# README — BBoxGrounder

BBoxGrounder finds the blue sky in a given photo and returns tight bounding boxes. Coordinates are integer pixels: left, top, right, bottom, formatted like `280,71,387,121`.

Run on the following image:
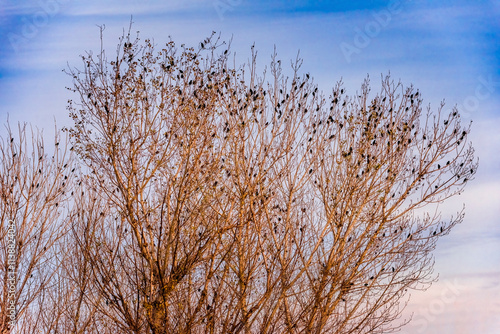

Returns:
1,0,499,332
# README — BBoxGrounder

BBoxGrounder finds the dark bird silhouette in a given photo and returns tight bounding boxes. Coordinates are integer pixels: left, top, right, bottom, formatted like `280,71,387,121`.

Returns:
10,138,14,142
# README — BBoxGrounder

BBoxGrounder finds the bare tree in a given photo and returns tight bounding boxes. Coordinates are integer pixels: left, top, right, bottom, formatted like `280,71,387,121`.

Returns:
0,123,75,333
61,28,477,333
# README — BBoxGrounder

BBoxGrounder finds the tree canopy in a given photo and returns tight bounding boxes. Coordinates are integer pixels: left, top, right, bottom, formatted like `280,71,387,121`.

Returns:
1,29,477,334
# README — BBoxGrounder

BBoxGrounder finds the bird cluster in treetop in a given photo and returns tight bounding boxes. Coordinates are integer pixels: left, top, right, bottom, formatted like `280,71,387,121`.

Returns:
65,30,476,242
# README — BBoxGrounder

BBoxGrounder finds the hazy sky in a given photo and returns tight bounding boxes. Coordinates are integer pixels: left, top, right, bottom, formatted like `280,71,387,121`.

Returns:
1,0,499,333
